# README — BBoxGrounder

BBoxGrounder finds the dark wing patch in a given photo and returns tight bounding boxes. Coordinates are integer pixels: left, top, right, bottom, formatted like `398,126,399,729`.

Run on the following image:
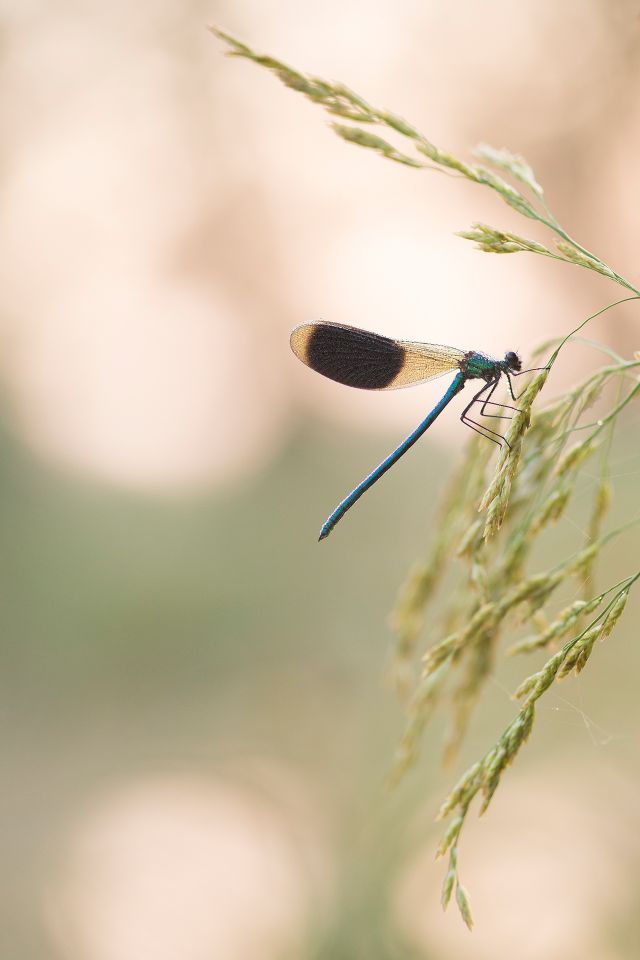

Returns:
291,322,405,389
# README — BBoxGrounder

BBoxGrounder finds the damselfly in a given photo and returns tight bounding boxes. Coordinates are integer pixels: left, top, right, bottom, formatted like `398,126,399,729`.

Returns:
290,321,530,540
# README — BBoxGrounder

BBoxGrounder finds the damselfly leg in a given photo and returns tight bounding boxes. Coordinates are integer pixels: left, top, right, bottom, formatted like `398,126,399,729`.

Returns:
508,365,550,400
460,379,511,447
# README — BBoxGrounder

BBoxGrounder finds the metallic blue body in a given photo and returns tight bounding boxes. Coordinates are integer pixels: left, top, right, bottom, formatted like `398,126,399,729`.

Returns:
319,371,466,540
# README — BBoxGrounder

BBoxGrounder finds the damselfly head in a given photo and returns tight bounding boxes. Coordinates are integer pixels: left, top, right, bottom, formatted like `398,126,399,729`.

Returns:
504,350,521,372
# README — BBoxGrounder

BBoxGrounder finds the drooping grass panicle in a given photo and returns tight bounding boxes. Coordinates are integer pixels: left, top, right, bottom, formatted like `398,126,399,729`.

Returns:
433,572,634,922
214,29,640,929
391,352,640,926
211,27,640,296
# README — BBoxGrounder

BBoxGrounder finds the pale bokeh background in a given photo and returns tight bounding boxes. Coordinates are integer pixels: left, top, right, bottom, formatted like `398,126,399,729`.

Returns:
2,2,640,958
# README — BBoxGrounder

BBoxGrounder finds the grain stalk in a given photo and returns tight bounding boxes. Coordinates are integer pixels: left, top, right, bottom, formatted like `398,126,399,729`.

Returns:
212,28,640,928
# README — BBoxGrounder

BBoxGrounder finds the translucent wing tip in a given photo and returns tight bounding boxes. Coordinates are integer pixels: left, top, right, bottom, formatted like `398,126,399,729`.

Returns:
290,321,318,363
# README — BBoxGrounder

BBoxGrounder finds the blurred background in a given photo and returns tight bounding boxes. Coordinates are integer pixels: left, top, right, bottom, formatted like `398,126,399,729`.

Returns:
2,1,640,957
